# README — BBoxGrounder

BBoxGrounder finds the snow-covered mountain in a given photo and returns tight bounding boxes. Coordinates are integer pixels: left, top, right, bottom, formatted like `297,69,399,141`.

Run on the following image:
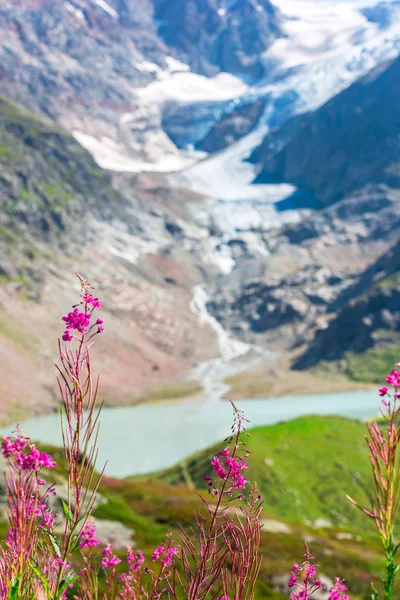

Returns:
1,0,400,415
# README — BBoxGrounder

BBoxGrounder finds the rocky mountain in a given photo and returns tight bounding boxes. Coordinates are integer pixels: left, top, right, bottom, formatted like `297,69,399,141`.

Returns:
0,96,220,424
293,237,400,370
2,0,400,419
152,0,281,80
0,0,168,138
251,55,400,208
207,184,400,348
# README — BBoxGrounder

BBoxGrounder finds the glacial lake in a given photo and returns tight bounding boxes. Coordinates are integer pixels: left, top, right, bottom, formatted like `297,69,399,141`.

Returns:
1,389,380,478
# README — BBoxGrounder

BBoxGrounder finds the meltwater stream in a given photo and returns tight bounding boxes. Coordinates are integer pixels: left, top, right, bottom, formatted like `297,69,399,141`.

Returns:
0,389,379,478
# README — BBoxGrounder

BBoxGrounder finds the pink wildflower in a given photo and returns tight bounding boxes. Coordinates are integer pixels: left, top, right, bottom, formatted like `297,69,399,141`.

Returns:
62,308,91,334
306,564,317,578
211,456,227,479
161,546,178,568
80,522,99,549
152,544,165,562
62,330,73,342
127,548,145,572
83,294,102,310
2,432,56,471
379,386,389,397
386,371,400,387
328,578,349,600
102,544,121,569
56,557,72,569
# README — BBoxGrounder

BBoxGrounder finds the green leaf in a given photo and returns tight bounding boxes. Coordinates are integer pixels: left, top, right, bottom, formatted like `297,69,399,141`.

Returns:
8,576,21,600
48,533,62,559
30,563,52,598
370,583,381,600
61,500,73,526
57,574,78,596
69,534,81,553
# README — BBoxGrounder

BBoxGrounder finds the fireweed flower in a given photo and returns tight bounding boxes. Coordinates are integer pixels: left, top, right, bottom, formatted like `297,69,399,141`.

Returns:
83,294,102,310
379,386,389,396
2,430,57,472
161,546,179,569
102,544,121,569
288,545,325,600
127,548,145,572
210,452,249,492
386,370,400,387
328,578,349,600
79,521,99,549
61,284,104,342
152,544,166,562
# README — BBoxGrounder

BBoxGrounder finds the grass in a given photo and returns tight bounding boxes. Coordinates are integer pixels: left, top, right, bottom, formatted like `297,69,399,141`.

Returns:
345,344,400,384
154,415,374,531
1,414,396,598
136,380,203,403
377,272,400,290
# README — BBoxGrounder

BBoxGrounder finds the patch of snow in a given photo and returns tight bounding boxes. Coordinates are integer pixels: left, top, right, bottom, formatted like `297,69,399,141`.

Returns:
167,0,400,230
73,131,195,173
202,236,237,275
136,71,249,105
165,56,190,73
167,96,287,209
266,0,400,86
135,60,161,74
94,0,117,18
65,2,85,21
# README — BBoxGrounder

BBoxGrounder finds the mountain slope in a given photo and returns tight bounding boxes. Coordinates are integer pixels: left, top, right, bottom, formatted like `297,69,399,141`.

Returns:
252,55,400,207
154,416,374,530
0,0,166,137
0,97,219,424
0,95,128,288
294,238,400,371
152,0,281,80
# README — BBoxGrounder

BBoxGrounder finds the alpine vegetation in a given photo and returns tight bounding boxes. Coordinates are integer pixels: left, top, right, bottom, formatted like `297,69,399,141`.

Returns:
0,277,398,599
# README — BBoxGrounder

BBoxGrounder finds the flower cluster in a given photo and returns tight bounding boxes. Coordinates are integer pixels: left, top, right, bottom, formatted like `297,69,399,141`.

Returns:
61,287,103,342
288,548,324,599
80,522,99,549
386,369,400,388
126,548,144,573
152,543,178,569
289,546,350,600
83,294,102,310
328,578,349,600
2,429,56,472
102,544,121,569
209,447,248,492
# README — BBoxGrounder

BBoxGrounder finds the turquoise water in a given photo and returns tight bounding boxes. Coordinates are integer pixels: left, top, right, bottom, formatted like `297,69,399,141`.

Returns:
0,389,379,477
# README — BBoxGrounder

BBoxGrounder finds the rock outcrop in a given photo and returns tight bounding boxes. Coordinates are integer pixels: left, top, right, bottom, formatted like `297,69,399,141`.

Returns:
152,0,281,80
251,56,400,208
